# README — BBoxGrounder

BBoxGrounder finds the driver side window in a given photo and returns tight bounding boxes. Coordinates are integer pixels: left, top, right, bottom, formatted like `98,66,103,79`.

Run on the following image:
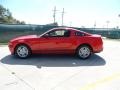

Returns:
47,30,70,37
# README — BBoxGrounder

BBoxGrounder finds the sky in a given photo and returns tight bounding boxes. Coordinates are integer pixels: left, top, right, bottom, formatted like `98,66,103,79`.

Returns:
0,0,120,28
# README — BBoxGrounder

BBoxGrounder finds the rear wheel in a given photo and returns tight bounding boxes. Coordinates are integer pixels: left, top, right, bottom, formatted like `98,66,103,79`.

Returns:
15,45,31,59
77,45,92,59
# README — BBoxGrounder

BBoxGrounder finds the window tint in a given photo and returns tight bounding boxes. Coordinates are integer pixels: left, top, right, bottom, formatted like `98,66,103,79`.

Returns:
75,31,85,36
64,30,70,37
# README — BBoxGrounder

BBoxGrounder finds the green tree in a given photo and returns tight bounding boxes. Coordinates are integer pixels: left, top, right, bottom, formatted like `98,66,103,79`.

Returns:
0,4,25,24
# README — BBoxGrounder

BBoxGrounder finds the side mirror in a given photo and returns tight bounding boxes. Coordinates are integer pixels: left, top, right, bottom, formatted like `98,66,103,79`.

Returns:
42,33,49,37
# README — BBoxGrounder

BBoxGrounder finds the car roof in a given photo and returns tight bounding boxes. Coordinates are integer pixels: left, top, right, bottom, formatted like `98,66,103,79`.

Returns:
51,27,79,31
51,27,91,35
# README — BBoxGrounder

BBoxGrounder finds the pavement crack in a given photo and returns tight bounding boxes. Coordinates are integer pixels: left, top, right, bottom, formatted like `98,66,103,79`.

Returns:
0,62,35,90
5,81,18,86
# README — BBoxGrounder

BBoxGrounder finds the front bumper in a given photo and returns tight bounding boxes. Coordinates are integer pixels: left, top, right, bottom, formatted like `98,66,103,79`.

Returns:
8,42,14,55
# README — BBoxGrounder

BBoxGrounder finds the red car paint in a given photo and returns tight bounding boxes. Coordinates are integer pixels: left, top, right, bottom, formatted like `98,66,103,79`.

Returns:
8,28,103,55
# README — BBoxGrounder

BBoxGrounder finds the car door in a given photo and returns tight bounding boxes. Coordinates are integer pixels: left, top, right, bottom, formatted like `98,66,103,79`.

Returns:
53,30,73,53
39,29,73,54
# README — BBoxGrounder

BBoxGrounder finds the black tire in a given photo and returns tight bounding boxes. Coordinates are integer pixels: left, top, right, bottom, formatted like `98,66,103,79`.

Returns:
15,45,31,59
77,45,92,59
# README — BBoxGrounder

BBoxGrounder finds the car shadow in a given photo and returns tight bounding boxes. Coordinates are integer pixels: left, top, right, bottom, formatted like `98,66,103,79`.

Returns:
0,54,106,68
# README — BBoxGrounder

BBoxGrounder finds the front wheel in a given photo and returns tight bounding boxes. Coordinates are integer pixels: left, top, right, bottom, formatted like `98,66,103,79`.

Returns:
77,45,92,59
15,45,31,59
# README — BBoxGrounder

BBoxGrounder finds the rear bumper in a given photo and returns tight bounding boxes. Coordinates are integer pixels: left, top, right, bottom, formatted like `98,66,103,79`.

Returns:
93,44,103,53
92,37,103,53
94,47,103,53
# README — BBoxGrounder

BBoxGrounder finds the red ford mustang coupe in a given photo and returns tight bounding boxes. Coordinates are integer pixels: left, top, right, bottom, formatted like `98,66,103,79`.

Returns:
8,27,103,59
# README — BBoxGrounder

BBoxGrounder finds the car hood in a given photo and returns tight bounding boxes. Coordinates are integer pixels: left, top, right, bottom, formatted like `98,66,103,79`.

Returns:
10,35,38,42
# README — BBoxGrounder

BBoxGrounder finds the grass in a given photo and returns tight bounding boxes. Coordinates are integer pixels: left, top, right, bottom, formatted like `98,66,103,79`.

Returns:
0,43,8,45
0,40,8,45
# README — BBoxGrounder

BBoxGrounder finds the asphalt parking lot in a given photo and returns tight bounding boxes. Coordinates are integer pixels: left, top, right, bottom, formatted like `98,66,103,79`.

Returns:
0,39,120,90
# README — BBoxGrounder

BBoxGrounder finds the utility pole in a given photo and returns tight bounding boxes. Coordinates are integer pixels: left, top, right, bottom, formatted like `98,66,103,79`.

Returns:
106,21,110,29
118,14,120,28
61,8,65,26
94,21,96,28
53,6,57,24
69,22,72,27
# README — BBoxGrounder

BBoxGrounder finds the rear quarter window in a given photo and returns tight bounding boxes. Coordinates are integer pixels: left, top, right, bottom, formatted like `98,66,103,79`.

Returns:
75,31,86,36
